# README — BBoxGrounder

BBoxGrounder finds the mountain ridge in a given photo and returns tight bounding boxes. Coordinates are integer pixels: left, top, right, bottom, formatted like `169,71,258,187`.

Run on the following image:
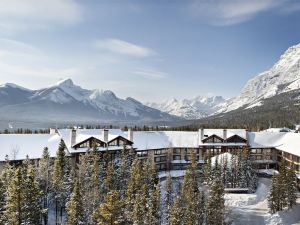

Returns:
0,79,180,124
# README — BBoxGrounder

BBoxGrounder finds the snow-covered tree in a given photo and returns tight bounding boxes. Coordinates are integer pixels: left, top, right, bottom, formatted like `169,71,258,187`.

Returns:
206,170,225,225
169,197,183,225
286,167,297,208
6,167,23,225
37,147,52,225
52,140,72,224
23,163,43,224
66,179,84,225
93,190,126,225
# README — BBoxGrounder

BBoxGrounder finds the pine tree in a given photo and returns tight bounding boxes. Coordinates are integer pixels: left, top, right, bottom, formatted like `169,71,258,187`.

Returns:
104,161,116,192
52,140,71,224
286,167,297,209
146,184,160,225
268,174,280,214
6,167,23,225
93,190,126,225
37,147,52,225
206,170,225,225
203,150,212,184
23,163,43,225
66,179,84,225
125,159,142,222
132,184,148,225
278,160,288,210
0,175,6,224
164,175,173,224
169,197,183,225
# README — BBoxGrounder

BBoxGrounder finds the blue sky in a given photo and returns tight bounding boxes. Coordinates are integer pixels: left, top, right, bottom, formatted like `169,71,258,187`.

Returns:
0,0,300,102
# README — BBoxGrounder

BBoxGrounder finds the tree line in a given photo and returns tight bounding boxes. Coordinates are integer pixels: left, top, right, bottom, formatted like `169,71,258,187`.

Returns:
0,140,228,225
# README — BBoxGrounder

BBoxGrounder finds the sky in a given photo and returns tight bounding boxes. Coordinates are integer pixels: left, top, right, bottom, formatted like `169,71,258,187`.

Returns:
0,0,300,103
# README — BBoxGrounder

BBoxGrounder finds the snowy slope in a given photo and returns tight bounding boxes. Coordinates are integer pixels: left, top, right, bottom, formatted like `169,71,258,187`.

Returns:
0,79,179,123
219,43,300,113
147,96,225,119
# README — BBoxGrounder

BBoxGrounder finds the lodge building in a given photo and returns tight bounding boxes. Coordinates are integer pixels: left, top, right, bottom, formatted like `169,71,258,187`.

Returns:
0,128,299,181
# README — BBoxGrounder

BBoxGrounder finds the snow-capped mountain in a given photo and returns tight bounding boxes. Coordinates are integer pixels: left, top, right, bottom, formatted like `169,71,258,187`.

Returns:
0,79,179,124
147,96,225,119
219,43,300,113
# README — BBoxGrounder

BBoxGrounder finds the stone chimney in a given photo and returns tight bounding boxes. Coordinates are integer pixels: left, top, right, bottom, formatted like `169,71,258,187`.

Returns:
102,129,109,142
223,129,227,141
128,128,133,142
70,129,76,147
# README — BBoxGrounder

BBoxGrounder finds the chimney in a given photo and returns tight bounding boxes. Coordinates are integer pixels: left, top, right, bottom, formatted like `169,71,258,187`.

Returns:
102,129,108,142
223,129,227,141
49,128,57,135
70,129,76,147
128,128,133,142
199,128,204,143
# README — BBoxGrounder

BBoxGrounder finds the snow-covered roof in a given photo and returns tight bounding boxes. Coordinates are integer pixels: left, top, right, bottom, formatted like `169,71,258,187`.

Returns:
201,129,247,140
263,127,295,133
58,129,128,149
0,134,61,161
131,131,200,150
248,132,300,157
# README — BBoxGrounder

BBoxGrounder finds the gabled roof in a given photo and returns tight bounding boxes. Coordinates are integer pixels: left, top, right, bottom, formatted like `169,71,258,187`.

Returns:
57,129,128,149
72,136,106,148
107,135,133,145
202,134,224,143
202,129,247,140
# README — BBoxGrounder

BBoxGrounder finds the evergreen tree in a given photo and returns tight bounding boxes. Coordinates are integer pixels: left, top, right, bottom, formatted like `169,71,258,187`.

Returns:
0,175,6,224
38,147,52,225
169,197,183,225
125,159,142,222
268,174,280,214
23,164,43,225
286,167,297,209
6,167,23,225
132,184,148,225
164,175,173,224
104,161,116,192
206,171,225,225
52,140,71,224
93,190,126,225
146,184,160,225
66,179,84,225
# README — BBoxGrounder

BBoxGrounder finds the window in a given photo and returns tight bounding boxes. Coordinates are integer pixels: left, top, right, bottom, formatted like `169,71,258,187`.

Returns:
79,142,88,148
265,155,271,160
154,149,166,155
173,155,181,160
109,140,118,146
156,163,166,170
256,149,262,154
137,151,148,157
256,155,262,160
154,156,167,162
173,149,181,154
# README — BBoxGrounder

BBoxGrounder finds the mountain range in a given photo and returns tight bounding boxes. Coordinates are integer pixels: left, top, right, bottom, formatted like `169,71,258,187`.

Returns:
0,43,300,128
0,79,179,126
146,96,225,120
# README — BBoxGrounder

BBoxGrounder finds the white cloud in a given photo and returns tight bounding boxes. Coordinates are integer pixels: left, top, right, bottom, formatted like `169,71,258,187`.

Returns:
0,0,82,33
95,38,155,57
188,0,292,26
133,68,168,80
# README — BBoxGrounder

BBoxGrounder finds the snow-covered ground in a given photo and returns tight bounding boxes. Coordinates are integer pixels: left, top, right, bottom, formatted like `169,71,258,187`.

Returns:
225,178,300,225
